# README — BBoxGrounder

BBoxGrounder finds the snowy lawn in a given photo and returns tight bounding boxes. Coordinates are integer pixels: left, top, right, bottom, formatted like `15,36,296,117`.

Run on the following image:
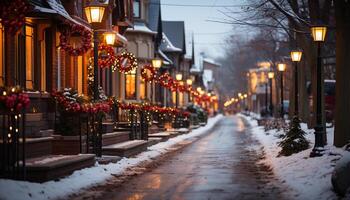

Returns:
239,113,349,200
0,114,223,200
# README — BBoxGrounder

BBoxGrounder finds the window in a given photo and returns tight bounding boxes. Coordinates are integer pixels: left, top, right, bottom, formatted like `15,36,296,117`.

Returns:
133,0,140,18
76,56,83,94
40,38,46,91
0,23,4,86
25,26,34,90
140,76,146,99
125,68,137,99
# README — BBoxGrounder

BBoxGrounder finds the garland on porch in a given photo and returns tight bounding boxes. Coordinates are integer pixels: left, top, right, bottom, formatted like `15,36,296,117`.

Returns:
0,86,30,113
141,64,157,82
59,23,92,56
0,0,32,34
114,52,138,73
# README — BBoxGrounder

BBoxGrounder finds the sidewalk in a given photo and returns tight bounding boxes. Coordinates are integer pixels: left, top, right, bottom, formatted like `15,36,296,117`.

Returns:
239,113,349,200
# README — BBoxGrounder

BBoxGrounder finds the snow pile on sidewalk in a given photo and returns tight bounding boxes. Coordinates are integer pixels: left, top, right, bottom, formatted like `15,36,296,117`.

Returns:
0,115,223,200
239,114,348,200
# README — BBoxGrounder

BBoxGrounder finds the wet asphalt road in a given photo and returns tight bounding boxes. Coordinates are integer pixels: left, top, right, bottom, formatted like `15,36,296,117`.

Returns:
75,116,288,200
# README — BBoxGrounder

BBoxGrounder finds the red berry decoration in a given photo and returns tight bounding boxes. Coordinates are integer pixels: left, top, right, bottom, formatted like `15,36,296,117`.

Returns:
59,22,92,56
0,0,32,34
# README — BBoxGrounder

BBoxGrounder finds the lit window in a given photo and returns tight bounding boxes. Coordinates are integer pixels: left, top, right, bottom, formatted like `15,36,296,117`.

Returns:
140,76,147,99
77,56,83,94
133,0,140,18
172,91,176,105
0,23,4,86
25,26,34,90
125,69,137,99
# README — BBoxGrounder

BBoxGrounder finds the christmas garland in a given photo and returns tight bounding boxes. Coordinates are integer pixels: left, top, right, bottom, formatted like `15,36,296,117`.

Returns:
158,73,173,88
0,86,30,113
141,64,157,82
59,23,92,56
0,0,32,34
97,43,117,69
115,52,138,73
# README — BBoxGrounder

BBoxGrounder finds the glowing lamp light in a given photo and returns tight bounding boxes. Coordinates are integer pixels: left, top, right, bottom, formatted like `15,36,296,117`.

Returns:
311,26,327,42
290,50,302,62
104,32,116,45
278,63,286,72
152,58,163,69
84,0,107,24
238,93,242,97
268,72,275,79
176,73,183,81
243,94,248,98
186,79,193,86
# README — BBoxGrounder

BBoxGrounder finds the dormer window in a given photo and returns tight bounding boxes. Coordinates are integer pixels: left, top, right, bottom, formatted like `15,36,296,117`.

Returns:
133,0,141,18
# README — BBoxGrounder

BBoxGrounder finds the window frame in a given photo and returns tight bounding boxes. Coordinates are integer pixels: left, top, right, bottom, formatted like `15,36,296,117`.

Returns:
125,69,137,100
133,0,141,18
25,25,35,90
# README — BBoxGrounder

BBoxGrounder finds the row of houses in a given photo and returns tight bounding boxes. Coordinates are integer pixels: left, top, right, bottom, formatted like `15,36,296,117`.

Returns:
0,0,219,182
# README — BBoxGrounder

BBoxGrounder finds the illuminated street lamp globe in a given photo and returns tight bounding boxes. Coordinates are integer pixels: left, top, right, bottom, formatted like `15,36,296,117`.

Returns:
268,72,275,79
104,31,116,45
278,63,286,72
84,0,107,24
152,58,162,69
186,78,193,86
290,50,302,62
176,73,183,81
311,26,327,42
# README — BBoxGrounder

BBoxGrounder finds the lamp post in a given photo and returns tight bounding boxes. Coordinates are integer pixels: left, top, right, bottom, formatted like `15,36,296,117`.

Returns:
268,71,274,116
186,78,193,103
152,56,163,104
278,63,286,118
310,25,327,157
175,73,182,108
290,50,302,116
84,0,106,101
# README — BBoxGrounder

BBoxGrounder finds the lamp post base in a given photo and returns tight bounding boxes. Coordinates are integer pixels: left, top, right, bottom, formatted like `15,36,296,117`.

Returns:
310,125,325,157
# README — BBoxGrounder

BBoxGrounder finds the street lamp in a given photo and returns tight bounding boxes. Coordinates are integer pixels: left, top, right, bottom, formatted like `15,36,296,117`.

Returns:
268,71,274,116
310,25,327,157
152,56,163,69
278,63,286,118
290,49,302,116
104,31,116,45
175,73,183,108
186,79,193,102
84,0,107,101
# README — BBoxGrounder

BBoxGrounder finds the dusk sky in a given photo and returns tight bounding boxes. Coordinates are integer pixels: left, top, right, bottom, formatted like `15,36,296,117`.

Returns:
161,0,249,59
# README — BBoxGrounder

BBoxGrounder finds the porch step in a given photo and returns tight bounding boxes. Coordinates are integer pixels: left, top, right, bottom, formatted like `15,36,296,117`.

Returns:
167,128,190,134
25,154,95,183
148,132,173,141
24,137,53,159
102,122,115,133
102,140,148,157
102,131,130,146
147,137,163,147
30,129,54,138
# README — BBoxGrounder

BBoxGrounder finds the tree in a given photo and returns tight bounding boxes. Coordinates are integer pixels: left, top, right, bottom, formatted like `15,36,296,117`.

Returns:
334,0,350,147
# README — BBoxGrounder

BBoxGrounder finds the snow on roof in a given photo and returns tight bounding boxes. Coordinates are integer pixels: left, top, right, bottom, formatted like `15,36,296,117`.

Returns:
203,58,220,67
160,33,182,53
127,22,157,35
158,50,173,65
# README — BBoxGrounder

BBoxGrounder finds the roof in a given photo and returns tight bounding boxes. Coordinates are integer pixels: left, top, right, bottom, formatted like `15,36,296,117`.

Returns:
160,33,182,53
203,58,221,67
148,0,161,32
158,50,173,65
162,21,186,54
126,21,157,35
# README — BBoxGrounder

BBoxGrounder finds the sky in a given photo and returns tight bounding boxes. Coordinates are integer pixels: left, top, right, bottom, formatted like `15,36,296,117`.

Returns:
161,0,247,60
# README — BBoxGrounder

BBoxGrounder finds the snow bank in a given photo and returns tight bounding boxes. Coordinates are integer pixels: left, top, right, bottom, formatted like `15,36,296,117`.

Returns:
0,115,223,200
239,114,347,200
